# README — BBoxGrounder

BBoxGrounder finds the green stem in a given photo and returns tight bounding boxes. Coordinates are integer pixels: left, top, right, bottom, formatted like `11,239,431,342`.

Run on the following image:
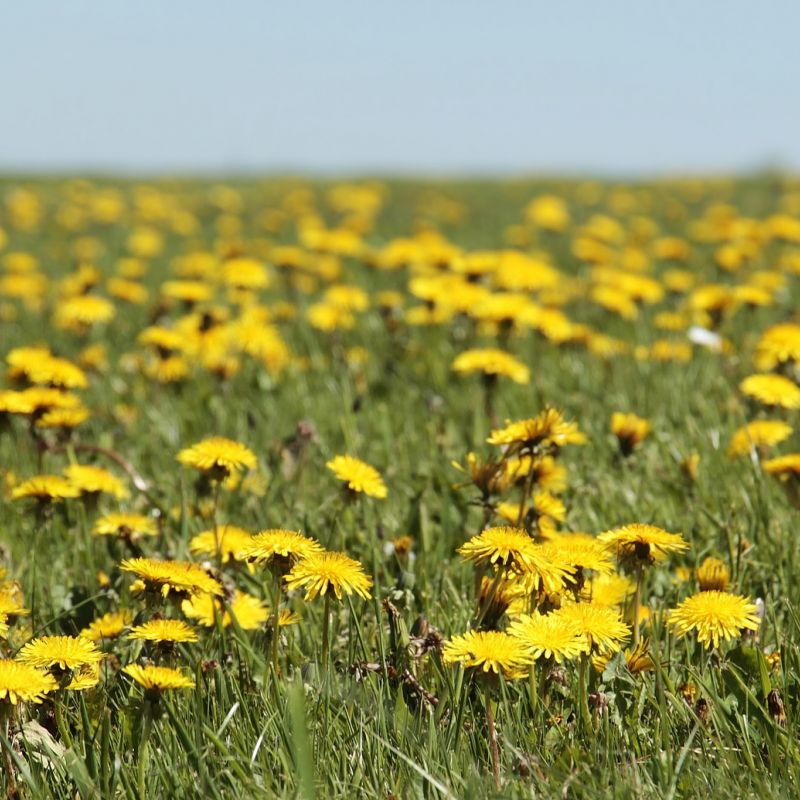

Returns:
633,564,643,647
485,682,501,790
54,694,73,748
271,575,282,677
320,593,331,674
474,568,505,629
579,654,591,731
212,481,223,566
138,706,153,800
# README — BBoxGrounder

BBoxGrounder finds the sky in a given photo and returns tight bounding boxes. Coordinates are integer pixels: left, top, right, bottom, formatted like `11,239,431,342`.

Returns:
1,1,798,176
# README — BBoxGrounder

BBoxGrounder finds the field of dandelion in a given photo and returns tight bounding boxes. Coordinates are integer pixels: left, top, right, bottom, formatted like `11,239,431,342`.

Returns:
0,175,799,798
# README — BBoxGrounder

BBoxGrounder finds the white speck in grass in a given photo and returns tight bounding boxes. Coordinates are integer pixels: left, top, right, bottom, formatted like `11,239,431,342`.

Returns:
250,728,266,764
216,701,239,737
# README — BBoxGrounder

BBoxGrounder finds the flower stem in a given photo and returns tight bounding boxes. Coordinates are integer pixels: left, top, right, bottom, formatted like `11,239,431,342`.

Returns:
633,563,643,647
579,653,592,731
271,574,282,677
320,593,331,674
485,682,501,791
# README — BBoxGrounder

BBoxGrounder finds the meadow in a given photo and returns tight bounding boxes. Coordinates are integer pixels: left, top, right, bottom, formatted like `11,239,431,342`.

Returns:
0,174,799,798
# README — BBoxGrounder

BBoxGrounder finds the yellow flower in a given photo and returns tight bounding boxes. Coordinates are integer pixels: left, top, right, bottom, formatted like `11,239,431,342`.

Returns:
598,523,688,564
284,552,372,601
35,406,91,430
326,455,387,498
442,630,533,680
727,420,793,458
696,557,730,592
487,408,586,452
16,636,103,671
754,322,800,372
457,526,538,570
123,664,195,691
11,475,80,502
553,603,630,654
240,529,323,571
0,660,57,704
451,348,530,384
508,612,588,662
128,619,198,643
189,525,254,563
581,573,636,606
94,513,158,539
740,374,800,409
538,535,615,575
176,437,257,477
65,665,101,691
181,590,268,630
53,295,115,331
668,590,760,649
120,558,223,598
81,610,134,642
763,453,800,479
64,464,129,499
610,412,651,455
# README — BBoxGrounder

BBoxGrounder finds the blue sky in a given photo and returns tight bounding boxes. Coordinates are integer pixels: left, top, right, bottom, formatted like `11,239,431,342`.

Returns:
2,1,798,175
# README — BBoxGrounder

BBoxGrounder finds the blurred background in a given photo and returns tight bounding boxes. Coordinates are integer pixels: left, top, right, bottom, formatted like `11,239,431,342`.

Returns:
2,0,798,175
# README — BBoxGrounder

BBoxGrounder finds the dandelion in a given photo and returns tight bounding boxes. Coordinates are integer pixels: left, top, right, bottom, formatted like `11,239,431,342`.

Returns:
64,463,129,499
0,660,57,705
240,529,322,572
176,436,257,479
553,604,630,655
443,629,532,788
11,475,79,503
325,455,387,498
696,557,730,592
727,420,793,458
508,613,588,663
599,523,687,644
740,374,800,409
610,412,651,456
189,524,254,564
81,610,134,642
487,408,586,454
16,635,103,675
668,590,760,649
123,663,195,692
128,619,198,644
285,551,372,671
94,513,158,541
120,558,223,599
457,526,538,570
181,590,269,630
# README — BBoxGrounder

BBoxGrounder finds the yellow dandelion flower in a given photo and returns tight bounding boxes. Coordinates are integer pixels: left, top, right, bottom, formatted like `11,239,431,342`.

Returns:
11,475,80,502
94,513,158,539
35,406,91,430
598,523,688,563
128,619,198,643
284,551,372,601
16,635,103,671
727,420,793,458
696,557,730,592
754,322,800,372
740,374,800,410
64,464,129,499
581,572,636,607
458,526,538,570
0,660,57,704
668,590,760,649
487,408,586,452
181,590,268,630
538,536,615,575
442,630,533,680
553,603,630,654
763,453,800,480
610,412,651,456
65,664,101,691
80,610,134,642
189,525,254,563
176,436,257,477
240,529,322,572
120,558,223,598
123,664,195,691
508,612,589,662
451,348,530,384
326,455,387,498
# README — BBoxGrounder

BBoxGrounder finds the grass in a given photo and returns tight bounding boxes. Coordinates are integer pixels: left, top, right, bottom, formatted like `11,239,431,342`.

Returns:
0,174,799,797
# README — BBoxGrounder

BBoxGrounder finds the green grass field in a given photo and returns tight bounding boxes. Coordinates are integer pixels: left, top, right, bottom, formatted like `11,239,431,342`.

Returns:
0,175,799,798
